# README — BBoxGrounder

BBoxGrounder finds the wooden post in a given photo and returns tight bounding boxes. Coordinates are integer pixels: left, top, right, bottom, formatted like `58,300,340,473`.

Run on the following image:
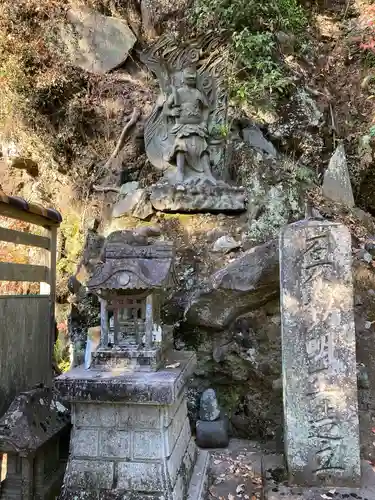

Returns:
40,225,57,382
49,226,57,375
21,457,34,500
145,295,153,348
113,307,119,346
133,306,140,345
100,298,109,347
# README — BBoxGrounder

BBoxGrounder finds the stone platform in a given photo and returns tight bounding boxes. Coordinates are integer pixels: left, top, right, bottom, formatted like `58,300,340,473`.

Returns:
150,180,247,213
264,454,375,500
55,352,207,500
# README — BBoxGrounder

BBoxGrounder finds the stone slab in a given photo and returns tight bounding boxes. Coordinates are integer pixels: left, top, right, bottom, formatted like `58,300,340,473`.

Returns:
186,449,211,500
55,351,196,404
264,454,375,500
280,220,360,486
150,180,247,213
323,143,355,208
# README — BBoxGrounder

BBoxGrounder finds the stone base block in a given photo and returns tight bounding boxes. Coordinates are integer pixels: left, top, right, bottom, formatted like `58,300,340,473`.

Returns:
56,352,209,499
91,346,163,372
196,418,229,448
150,180,247,213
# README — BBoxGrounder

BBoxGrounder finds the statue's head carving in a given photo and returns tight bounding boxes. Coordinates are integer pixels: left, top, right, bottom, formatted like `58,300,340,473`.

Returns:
182,67,197,87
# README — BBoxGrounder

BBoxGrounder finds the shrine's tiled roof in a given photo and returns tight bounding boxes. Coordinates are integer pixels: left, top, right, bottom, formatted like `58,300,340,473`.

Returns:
87,232,177,292
87,257,176,291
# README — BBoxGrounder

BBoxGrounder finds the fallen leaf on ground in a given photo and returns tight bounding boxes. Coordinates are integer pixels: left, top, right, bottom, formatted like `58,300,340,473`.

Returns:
214,477,225,484
165,362,180,369
236,484,245,494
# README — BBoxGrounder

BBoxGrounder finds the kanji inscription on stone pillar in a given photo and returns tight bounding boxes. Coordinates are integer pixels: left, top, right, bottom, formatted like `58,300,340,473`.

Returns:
280,219,360,487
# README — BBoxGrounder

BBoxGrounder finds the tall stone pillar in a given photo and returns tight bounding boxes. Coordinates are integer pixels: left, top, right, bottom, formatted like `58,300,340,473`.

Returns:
279,219,360,487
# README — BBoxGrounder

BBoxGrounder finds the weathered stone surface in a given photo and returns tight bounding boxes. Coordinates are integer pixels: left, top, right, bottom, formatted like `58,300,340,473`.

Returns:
280,219,360,486
364,236,375,257
64,459,114,490
212,235,240,253
264,455,375,500
242,124,277,157
120,181,139,195
117,462,163,491
112,188,154,219
99,429,130,458
150,180,247,214
61,400,197,498
322,143,355,207
199,388,220,421
72,429,98,457
59,8,136,74
185,239,279,328
0,387,70,454
268,88,324,167
196,418,229,449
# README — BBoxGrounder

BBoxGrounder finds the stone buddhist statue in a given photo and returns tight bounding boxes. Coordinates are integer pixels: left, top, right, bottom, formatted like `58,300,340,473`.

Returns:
163,66,216,184
141,34,247,213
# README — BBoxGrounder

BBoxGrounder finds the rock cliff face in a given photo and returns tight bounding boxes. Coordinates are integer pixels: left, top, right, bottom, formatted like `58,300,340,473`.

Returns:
2,0,375,461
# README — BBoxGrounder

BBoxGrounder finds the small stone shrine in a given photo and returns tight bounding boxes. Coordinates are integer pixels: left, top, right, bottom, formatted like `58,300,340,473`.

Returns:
86,227,175,371
55,228,209,500
0,387,70,500
140,34,247,214
279,219,361,487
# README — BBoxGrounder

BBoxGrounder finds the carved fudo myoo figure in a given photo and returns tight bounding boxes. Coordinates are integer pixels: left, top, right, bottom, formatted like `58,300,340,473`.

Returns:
141,34,247,213
164,67,216,184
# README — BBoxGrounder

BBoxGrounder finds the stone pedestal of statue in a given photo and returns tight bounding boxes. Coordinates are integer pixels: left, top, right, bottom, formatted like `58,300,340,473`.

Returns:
150,179,247,214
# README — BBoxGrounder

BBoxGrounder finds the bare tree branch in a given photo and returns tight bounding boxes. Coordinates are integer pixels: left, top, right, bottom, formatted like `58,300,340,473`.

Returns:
92,185,121,193
103,107,141,171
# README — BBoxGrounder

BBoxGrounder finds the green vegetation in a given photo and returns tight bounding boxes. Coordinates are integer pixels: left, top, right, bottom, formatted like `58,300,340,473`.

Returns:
54,337,70,373
191,0,308,104
57,210,85,277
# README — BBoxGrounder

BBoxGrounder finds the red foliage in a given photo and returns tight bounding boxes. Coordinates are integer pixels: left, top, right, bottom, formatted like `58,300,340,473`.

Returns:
360,6,375,54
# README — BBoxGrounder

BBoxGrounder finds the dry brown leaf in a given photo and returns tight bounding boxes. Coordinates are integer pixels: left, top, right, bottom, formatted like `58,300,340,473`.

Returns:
165,362,180,369
236,484,245,494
